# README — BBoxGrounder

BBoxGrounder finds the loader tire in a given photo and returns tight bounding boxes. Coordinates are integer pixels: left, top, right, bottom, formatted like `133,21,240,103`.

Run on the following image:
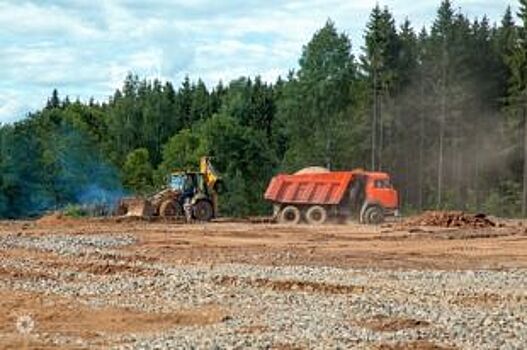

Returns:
365,206,384,225
193,200,213,221
159,200,182,218
305,205,327,225
279,205,301,225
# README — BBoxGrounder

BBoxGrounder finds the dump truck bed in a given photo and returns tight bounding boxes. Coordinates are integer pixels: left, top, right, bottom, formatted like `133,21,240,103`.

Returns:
264,172,355,205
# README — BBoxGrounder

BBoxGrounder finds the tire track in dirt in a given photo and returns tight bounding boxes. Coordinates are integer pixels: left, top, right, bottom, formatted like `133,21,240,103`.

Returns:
214,275,365,294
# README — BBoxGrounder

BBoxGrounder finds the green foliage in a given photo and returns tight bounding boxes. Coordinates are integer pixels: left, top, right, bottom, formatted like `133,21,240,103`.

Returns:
155,129,201,186
122,148,153,194
0,1,525,218
482,181,522,217
63,204,87,218
156,113,277,216
279,20,359,171
219,171,251,217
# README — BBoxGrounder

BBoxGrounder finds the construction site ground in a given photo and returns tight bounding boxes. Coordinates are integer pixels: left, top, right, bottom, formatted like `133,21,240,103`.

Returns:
1,215,526,349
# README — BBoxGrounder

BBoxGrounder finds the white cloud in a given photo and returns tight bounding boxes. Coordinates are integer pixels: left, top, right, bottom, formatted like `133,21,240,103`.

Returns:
0,0,515,123
0,90,37,124
0,2,100,38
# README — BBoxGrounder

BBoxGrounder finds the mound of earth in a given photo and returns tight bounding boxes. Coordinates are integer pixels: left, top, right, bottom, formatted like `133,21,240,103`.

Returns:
405,211,495,228
36,211,68,225
294,166,330,174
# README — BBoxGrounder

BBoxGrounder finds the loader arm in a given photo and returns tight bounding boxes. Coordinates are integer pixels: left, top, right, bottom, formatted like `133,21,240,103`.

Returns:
200,156,221,192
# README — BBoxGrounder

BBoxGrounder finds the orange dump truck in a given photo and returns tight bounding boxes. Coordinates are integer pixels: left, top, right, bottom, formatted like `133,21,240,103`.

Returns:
264,168,399,224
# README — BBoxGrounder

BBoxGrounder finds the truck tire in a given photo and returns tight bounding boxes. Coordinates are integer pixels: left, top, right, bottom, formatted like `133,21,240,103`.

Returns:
159,200,182,218
305,205,327,225
279,205,301,224
193,200,213,221
365,206,384,225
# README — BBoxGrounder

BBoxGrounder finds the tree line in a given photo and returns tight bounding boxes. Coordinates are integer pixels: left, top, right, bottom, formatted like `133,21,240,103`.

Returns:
1,0,526,218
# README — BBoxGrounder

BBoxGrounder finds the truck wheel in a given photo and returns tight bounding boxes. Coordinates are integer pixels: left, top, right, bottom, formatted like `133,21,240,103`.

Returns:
305,205,327,225
159,200,182,218
193,200,213,221
365,206,384,225
279,205,301,224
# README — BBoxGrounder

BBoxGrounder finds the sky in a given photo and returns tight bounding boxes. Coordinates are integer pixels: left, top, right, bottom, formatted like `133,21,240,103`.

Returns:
0,0,517,123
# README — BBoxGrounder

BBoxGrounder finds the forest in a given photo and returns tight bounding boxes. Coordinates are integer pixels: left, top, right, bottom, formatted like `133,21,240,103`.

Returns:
0,0,526,218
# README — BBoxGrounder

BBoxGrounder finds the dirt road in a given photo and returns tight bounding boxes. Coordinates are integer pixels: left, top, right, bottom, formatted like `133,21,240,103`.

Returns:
0,217,526,349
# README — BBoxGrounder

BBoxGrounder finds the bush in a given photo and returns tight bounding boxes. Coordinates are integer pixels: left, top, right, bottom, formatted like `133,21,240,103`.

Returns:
62,204,87,218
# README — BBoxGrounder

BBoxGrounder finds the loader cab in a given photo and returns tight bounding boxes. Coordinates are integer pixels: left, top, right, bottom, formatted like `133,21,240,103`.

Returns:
169,174,185,192
169,172,208,195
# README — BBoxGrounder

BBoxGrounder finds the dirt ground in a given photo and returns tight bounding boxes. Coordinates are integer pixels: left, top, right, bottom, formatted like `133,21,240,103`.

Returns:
1,216,526,349
6,215,526,270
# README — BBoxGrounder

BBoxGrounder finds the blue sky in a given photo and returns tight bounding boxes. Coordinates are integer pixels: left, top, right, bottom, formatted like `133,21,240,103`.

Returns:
0,0,517,123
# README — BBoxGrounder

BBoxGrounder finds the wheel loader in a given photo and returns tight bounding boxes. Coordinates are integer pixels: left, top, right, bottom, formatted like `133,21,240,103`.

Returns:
117,157,221,221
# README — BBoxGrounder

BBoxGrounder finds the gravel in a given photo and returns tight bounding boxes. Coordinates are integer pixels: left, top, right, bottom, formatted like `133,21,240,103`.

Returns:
0,233,136,255
1,233,526,349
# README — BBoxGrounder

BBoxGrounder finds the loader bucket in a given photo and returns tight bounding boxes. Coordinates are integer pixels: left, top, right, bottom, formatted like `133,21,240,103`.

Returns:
116,197,154,217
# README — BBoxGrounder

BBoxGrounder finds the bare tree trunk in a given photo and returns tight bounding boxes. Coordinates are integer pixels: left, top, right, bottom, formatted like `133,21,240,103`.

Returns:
371,70,378,171
323,99,332,171
437,42,447,209
418,75,425,211
455,106,464,210
458,138,465,209
326,138,332,170
475,128,481,211
522,106,527,217
404,148,409,207
378,90,384,171
437,90,446,208
474,109,487,212
419,108,425,210
156,99,162,161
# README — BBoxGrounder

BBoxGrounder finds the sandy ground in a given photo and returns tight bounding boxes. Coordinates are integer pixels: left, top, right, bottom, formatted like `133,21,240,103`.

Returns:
0,217,526,349
12,216,526,270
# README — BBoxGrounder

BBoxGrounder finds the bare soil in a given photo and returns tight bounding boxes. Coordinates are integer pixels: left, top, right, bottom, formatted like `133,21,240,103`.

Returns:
0,215,526,348
0,290,226,349
3,216,527,270
374,341,457,350
23,216,526,270
355,315,430,332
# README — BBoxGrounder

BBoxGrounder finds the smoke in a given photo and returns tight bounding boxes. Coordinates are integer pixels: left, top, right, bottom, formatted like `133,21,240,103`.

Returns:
74,184,126,216
382,63,516,214
44,121,127,216
76,184,124,206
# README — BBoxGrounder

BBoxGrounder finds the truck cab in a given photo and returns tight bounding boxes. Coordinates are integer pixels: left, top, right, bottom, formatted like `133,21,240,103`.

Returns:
360,172,399,223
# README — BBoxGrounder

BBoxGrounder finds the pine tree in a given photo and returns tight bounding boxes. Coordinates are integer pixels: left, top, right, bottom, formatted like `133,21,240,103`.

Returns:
398,19,418,87
361,6,400,170
190,79,211,122
497,6,518,98
430,0,455,208
507,0,527,216
417,27,430,210
280,20,357,170
176,76,193,128
46,89,61,110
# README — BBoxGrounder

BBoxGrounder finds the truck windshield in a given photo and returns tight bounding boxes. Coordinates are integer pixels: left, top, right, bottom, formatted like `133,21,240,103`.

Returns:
374,179,392,189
